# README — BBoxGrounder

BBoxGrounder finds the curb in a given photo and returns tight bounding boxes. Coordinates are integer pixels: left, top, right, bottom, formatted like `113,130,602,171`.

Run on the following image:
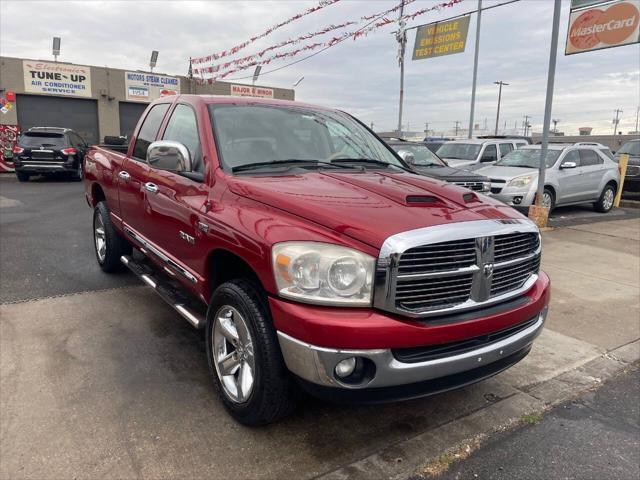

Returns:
316,339,640,480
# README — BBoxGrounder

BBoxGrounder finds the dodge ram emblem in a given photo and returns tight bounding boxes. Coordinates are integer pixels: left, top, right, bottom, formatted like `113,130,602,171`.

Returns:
483,263,494,278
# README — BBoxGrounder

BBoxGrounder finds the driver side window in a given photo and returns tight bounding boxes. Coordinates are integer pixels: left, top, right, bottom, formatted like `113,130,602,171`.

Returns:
561,150,581,166
481,144,497,162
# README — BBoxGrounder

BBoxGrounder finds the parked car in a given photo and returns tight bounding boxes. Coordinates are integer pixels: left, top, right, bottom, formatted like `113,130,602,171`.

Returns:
386,140,490,192
423,137,453,153
85,95,550,425
614,139,640,193
478,135,532,145
437,138,529,169
476,144,620,212
12,127,87,182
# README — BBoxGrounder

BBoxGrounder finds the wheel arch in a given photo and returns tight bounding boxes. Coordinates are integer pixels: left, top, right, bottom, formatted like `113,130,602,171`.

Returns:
206,248,264,300
90,182,106,207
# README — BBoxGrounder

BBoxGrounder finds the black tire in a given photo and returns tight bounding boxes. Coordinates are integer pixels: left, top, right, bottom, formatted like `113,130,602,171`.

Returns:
93,201,131,272
71,159,83,182
206,279,297,426
542,187,555,213
16,171,29,182
594,183,616,213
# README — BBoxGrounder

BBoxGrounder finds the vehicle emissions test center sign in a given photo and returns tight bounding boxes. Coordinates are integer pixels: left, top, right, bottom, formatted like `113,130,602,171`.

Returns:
23,60,91,97
230,84,274,98
566,0,640,55
412,16,471,60
125,72,180,102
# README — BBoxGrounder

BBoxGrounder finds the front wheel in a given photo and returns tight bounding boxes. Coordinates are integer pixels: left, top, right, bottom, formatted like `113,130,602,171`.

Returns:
93,201,131,272
594,184,616,213
206,279,297,426
541,188,555,213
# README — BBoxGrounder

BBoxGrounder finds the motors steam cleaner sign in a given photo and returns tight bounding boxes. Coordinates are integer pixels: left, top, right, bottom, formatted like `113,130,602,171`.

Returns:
566,0,640,54
125,72,180,102
412,16,471,60
23,60,92,97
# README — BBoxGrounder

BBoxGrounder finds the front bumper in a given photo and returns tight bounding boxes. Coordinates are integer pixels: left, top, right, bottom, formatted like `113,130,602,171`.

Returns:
277,307,546,392
490,187,537,207
622,176,640,193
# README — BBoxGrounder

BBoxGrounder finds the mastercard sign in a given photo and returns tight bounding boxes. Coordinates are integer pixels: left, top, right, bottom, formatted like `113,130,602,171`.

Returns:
566,0,640,54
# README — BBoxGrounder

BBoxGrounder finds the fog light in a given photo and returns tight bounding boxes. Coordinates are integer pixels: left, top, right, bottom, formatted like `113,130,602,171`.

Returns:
335,357,357,378
513,196,523,205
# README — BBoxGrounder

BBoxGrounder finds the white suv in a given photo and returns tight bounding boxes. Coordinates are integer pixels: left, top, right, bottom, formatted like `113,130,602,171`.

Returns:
437,138,529,169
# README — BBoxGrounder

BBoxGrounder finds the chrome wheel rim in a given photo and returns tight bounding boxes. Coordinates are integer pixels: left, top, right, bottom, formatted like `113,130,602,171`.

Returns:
542,192,553,209
77,162,83,179
94,213,106,262
212,306,255,404
603,188,614,210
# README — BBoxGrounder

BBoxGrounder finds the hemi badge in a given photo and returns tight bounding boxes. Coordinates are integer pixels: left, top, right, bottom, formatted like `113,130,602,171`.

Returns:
197,221,209,233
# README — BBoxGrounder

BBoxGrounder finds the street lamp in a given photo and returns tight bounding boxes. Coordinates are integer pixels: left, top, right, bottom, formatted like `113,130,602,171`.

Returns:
52,37,61,62
293,76,305,87
149,50,159,72
494,81,509,135
552,119,560,134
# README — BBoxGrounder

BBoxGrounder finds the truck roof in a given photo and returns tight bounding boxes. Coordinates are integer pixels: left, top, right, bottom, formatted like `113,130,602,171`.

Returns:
173,94,329,112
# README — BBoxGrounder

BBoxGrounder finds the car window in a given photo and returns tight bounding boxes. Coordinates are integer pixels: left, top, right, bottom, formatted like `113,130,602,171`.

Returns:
599,148,614,160
162,104,203,173
132,103,170,161
499,143,513,157
516,142,528,149
436,143,481,160
19,132,66,149
617,141,640,156
71,133,85,147
390,144,445,166
481,144,498,162
561,150,581,167
579,149,602,166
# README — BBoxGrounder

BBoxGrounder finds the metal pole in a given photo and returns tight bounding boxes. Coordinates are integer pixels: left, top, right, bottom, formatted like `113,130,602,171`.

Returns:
468,0,482,139
612,109,622,136
535,0,561,208
396,0,406,137
635,105,639,133
494,81,507,135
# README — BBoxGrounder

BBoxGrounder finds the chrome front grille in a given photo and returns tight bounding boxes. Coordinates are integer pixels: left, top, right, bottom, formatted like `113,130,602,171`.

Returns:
374,219,541,318
453,181,485,192
626,165,640,177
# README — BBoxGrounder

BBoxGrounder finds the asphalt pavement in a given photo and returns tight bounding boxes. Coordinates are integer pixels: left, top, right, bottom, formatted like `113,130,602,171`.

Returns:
436,368,640,480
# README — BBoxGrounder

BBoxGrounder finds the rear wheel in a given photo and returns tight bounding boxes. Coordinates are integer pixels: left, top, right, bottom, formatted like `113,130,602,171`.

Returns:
541,188,555,212
71,160,83,181
16,171,29,182
206,279,297,426
594,183,616,213
93,201,131,272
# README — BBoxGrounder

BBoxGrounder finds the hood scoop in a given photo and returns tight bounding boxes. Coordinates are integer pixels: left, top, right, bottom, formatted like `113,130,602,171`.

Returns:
405,195,444,206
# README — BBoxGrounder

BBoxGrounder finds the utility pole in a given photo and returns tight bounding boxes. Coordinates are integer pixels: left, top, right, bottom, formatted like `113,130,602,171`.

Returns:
535,0,561,210
635,105,640,133
424,121,430,137
552,118,560,134
454,121,461,136
494,81,509,135
612,109,623,136
370,122,374,130
396,0,407,138
468,0,482,139
523,115,531,136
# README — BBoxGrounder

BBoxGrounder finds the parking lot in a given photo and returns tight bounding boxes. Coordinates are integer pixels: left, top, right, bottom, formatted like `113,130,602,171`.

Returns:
1,174,639,479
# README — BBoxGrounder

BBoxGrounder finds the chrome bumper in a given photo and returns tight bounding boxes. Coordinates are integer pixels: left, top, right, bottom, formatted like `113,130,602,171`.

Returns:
277,307,547,389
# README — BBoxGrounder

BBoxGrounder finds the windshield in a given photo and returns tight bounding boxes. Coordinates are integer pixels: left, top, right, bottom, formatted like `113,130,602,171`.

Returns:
496,148,561,168
19,132,66,148
208,104,403,172
390,144,445,166
617,141,640,156
436,143,481,160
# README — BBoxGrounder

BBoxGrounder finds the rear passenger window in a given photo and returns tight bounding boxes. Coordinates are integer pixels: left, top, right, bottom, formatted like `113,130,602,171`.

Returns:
162,104,203,173
132,104,170,160
499,143,513,156
579,149,602,166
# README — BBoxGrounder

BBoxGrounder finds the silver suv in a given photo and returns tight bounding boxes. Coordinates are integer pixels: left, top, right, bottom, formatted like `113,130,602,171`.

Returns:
476,143,620,212
436,138,529,169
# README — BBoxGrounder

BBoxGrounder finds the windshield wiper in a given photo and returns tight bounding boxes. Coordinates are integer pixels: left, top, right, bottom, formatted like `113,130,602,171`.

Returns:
332,158,413,172
232,159,352,173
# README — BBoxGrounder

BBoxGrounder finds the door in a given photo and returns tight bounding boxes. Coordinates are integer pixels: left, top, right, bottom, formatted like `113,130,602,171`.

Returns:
144,103,209,278
16,94,99,145
118,103,170,238
578,149,605,199
555,150,584,204
498,143,513,160
479,144,498,164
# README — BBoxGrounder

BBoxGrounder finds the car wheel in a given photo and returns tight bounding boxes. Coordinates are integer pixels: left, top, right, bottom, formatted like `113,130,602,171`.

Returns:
594,183,616,213
93,201,131,272
71,160,83,182
206,279,297,426
541,188,555,212
16,171,29,182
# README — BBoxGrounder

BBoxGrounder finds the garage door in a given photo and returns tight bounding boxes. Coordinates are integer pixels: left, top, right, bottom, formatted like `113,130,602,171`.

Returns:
16,95,99,145
119,102,148,139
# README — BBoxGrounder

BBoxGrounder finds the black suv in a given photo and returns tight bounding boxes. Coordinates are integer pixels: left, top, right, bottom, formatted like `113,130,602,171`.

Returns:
386,140,491,193
12,127,88,182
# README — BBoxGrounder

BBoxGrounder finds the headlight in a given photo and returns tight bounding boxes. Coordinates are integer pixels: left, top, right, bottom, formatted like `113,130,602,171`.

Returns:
507,174,534,188
272,242,375,306
482,181,491,192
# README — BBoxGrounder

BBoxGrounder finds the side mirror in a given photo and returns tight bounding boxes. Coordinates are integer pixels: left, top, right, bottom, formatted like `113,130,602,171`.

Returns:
560,161,577,169
397,150,416,165
147,141,192,172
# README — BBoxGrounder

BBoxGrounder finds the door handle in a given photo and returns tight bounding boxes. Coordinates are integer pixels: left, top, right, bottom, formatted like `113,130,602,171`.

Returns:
144,182,159,194
118,171,130,181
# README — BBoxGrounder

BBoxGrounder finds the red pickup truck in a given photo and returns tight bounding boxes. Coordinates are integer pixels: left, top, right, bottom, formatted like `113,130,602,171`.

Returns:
84,95,550,425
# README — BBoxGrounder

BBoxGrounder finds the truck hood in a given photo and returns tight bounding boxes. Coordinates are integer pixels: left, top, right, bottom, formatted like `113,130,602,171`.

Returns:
474,165,539,182
442,159,477,169
228,170,525,249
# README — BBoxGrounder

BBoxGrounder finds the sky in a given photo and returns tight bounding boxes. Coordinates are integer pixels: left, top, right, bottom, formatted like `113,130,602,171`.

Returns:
1,0,639,136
